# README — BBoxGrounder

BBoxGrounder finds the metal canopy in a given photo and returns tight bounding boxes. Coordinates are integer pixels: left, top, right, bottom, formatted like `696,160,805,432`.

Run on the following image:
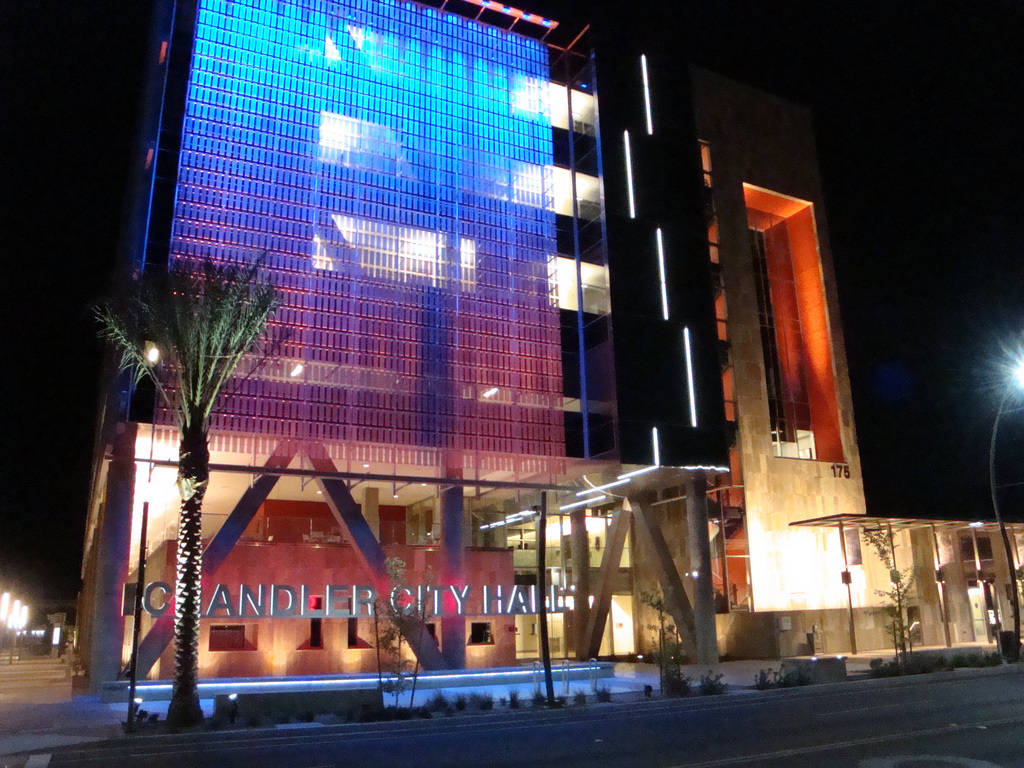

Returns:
789,513,1021,535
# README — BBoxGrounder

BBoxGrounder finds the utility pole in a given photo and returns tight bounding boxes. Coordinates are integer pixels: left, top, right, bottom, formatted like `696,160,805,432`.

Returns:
536,491,555,706
126,502,149,730
990,391,1021,660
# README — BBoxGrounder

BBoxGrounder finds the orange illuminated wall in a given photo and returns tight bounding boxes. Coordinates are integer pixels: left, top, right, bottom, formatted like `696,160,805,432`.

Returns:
744,184,843,463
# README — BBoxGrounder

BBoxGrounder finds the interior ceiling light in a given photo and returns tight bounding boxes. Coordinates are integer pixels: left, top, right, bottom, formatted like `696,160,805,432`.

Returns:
289,363,304,378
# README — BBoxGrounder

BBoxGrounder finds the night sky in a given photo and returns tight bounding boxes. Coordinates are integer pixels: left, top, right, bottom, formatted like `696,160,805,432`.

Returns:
4,1,1024,603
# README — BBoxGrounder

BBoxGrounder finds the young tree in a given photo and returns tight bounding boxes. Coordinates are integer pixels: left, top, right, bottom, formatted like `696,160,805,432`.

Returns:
95,258,278,726
640,589,687,695
862,527,915,664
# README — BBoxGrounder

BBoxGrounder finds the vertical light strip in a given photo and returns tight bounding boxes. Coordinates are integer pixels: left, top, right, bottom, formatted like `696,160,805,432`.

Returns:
640,54,654,135
623,130,636,219
683,327,698,427
651,426,661,466
655,227,669,320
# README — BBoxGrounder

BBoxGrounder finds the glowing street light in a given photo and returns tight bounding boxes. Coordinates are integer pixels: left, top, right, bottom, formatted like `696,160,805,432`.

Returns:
0,593,9,624
989,358,1024,659
144,341,160,365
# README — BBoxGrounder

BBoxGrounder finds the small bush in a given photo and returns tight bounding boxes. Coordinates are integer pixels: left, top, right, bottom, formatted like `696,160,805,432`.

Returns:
531,690,546,708
869,660,903,678
498,696,507,707
555,695,567,708
950,651,1002,668
454,695,467,711
753,668,776,690
508,690,520,709
754,667,811,689
595,687,612,703
902,657,945,675
416,707,432,719
426,692,449,712
664,671,692,697
246,714,266,728
469,693,494,711
698,671,726,696
298,711,315,723
573,690,587,706
779,669,811,687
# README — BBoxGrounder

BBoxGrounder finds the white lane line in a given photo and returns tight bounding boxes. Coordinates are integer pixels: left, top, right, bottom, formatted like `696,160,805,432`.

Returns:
666,716,1024,767
814,701,905,717
25,754,52,768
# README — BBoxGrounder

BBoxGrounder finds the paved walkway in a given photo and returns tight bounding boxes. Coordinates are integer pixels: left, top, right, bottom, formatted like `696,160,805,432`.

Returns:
0,657,120,760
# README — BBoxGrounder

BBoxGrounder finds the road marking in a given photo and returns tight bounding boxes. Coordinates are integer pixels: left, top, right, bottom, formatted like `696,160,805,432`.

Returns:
815,702,904,717
859,757,1003,768
25,755,51,768
665,717,1024,767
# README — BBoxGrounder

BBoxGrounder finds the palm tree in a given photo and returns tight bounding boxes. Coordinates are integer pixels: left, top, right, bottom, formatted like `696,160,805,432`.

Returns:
95,258,278,726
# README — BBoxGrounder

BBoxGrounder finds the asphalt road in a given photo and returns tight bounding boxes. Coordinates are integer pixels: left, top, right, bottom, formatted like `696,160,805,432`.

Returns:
47,669,1024,767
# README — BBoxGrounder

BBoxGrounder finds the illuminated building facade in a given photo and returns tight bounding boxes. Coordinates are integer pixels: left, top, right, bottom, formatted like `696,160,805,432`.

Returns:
78,0,1013,691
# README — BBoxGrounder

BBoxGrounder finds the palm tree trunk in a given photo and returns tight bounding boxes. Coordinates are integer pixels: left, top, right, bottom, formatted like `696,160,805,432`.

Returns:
167,425,209,727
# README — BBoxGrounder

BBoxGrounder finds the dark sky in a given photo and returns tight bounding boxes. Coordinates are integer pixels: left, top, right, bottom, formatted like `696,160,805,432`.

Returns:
4,0,1024,602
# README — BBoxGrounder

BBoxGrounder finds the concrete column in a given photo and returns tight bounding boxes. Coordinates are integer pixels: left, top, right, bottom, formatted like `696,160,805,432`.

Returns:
361,487,380,540
88,422,137,692
570,506,590,658
429,499,440,541
441,485,465,668
686,472,718,665
415,507,426,545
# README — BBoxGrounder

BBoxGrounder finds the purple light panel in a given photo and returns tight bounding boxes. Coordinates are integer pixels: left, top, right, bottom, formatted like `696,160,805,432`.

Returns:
160,0,565,474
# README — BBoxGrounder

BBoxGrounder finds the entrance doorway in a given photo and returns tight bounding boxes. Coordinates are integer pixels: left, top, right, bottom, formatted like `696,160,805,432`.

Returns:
967,584,989,642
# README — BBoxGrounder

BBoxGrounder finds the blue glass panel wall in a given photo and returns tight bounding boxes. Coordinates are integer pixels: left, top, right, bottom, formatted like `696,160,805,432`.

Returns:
164,0,564,468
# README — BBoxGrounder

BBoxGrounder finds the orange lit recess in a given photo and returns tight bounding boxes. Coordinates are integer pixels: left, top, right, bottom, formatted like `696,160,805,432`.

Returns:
743,183,843,463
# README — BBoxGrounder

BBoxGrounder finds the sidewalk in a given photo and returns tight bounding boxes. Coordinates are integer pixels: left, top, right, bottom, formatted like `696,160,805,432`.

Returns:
0,657,121,758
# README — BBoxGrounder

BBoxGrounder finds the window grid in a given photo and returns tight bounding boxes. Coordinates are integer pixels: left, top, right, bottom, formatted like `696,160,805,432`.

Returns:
159,0,566,468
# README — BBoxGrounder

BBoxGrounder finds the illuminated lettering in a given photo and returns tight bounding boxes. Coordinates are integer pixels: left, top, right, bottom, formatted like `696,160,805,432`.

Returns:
205,584,236,618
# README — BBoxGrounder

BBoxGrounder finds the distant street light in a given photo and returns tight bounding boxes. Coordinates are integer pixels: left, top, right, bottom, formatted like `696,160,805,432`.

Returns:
989,359,1024,659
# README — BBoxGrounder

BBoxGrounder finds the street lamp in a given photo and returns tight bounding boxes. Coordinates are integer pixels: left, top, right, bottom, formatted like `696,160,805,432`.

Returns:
989,359,1024,660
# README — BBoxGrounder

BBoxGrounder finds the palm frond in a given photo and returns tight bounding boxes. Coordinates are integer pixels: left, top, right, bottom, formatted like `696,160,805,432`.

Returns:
94,256,279,431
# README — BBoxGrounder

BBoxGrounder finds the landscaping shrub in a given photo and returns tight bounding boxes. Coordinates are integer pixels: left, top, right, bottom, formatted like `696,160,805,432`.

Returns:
698,671,726,695
454,694,467,711
595,687,612,703
426,692,449,712
664,670,692,697
469,693,494,711
869,660,903,678
753,669,775,690
778,669,811,688
573,690,587,706
531,691,546,708
754,667,811,689
508,691,520,709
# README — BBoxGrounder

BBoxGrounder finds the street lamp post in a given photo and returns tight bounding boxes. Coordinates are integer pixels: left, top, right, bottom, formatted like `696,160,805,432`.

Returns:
989,363,1024,661
0,593,9,662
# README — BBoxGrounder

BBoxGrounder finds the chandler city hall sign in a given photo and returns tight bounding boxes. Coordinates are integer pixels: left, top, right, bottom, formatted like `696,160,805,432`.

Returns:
136,582,568,619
